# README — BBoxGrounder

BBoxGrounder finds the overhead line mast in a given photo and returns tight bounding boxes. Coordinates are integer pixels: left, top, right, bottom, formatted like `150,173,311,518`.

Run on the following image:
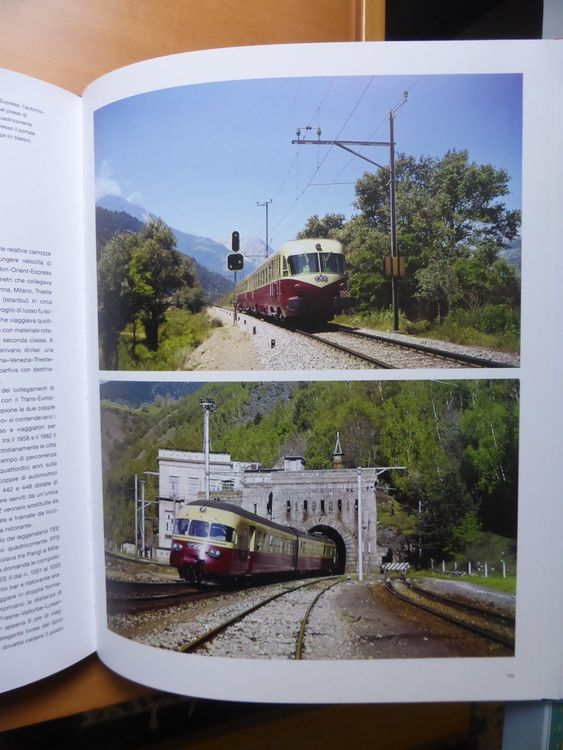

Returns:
292,92,408,332
257,199,272,257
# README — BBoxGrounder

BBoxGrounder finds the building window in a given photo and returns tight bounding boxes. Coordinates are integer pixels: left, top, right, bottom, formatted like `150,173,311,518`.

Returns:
164,510,174,538
169,475,179,498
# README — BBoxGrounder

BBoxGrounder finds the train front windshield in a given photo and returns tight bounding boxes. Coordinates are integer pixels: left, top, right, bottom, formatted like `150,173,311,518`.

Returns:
173,518,236,542
288,252,344,275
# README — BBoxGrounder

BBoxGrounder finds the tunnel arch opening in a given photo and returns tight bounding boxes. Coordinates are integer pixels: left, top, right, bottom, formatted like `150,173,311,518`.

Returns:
308,524,346,574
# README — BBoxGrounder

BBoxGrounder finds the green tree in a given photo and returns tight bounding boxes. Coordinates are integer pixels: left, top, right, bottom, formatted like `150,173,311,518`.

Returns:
97,231,138,369
127,220,186,351
415,258,460,321
172,255,205,312
355,150,519,253
460,380,519,537
297,213,346,239
351,150,521,320
340,217,391,313
98,218,204,363
453,241,520,310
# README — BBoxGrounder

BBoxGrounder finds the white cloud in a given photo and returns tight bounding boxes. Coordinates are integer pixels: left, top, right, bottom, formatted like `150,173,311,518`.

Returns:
126,191,142,205
95,160,123,200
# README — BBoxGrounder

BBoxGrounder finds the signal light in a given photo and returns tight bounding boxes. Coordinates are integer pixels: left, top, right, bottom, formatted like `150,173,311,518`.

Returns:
232,231,240,252
227,253,244,271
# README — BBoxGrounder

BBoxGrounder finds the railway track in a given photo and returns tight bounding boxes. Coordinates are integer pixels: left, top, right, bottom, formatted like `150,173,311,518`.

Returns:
177,576,346,659
211,306,518,370
106,578,220,614
297,324,517,369
384,577,515,651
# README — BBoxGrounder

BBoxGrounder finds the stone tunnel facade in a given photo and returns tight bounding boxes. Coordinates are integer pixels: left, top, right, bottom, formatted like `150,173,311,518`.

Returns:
157,450,382,574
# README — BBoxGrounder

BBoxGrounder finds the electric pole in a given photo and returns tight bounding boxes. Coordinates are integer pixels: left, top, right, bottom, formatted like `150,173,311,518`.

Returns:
200,398,214,503
257,199,272,257
292,92,407,331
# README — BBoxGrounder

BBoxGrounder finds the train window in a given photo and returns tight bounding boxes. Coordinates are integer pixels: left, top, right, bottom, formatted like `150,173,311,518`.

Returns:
321,500,325,513
319,252,344,274
303,500,308,512
189,520,209,538
173,519,190,535
210,523,236,543
338,499,342,512
288,253,319,275
282,256,288,277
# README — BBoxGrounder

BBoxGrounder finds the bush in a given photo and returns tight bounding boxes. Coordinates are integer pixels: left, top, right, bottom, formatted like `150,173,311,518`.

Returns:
404,319,432,335
116,308,220,370
336,307,409,332
446,304,519,335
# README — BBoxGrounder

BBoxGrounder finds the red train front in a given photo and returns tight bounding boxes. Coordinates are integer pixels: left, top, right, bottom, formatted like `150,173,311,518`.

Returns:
235,238,352,322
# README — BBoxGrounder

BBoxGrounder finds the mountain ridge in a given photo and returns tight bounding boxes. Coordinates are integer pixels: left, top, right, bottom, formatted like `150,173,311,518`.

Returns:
96,194,264,278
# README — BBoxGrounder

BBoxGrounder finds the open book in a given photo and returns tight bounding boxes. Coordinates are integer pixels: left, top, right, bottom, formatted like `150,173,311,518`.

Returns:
1,40,561,704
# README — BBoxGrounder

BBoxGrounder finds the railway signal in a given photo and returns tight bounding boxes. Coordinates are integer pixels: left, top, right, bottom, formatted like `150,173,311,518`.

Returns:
227,230,244,271
227,253,244,271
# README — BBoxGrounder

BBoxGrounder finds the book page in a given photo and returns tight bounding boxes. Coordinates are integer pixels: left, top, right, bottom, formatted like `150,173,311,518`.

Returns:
82,40,561,703
0,70,95,693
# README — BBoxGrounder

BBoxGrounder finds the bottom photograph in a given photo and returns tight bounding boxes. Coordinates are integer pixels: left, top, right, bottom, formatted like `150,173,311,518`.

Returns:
100,378,518,661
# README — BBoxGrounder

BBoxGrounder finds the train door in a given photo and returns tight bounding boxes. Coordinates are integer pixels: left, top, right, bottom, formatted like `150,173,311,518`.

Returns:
292,537,299,572
247,525,256,573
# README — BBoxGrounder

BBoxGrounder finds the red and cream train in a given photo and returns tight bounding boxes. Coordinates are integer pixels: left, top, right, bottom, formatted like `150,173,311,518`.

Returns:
234,238,352,322
169,500,336,583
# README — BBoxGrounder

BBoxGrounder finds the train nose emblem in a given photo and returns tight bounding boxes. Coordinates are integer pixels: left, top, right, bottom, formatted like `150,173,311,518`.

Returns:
315,274,328,283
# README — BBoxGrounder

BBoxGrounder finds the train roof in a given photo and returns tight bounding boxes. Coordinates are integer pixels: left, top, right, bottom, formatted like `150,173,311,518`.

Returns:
182,500,334,544
277,238,343,254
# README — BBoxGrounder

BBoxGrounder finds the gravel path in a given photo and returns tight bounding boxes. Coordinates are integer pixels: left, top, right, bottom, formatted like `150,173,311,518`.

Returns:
205,308,382,370
184,315,264,370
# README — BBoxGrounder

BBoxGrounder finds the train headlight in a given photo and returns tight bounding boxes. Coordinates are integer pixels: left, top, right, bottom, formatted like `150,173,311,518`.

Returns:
171,543,183,552
206,549,221,559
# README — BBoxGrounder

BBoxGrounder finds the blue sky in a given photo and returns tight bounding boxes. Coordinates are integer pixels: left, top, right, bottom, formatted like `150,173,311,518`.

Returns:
94,73,522,247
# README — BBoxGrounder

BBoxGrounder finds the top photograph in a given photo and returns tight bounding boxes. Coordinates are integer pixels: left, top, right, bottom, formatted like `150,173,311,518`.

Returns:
94,72,522,372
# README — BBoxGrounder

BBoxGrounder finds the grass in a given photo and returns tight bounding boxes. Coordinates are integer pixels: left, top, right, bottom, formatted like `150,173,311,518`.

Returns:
115,308,221,370
334,309,520,354
409,569,516,594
